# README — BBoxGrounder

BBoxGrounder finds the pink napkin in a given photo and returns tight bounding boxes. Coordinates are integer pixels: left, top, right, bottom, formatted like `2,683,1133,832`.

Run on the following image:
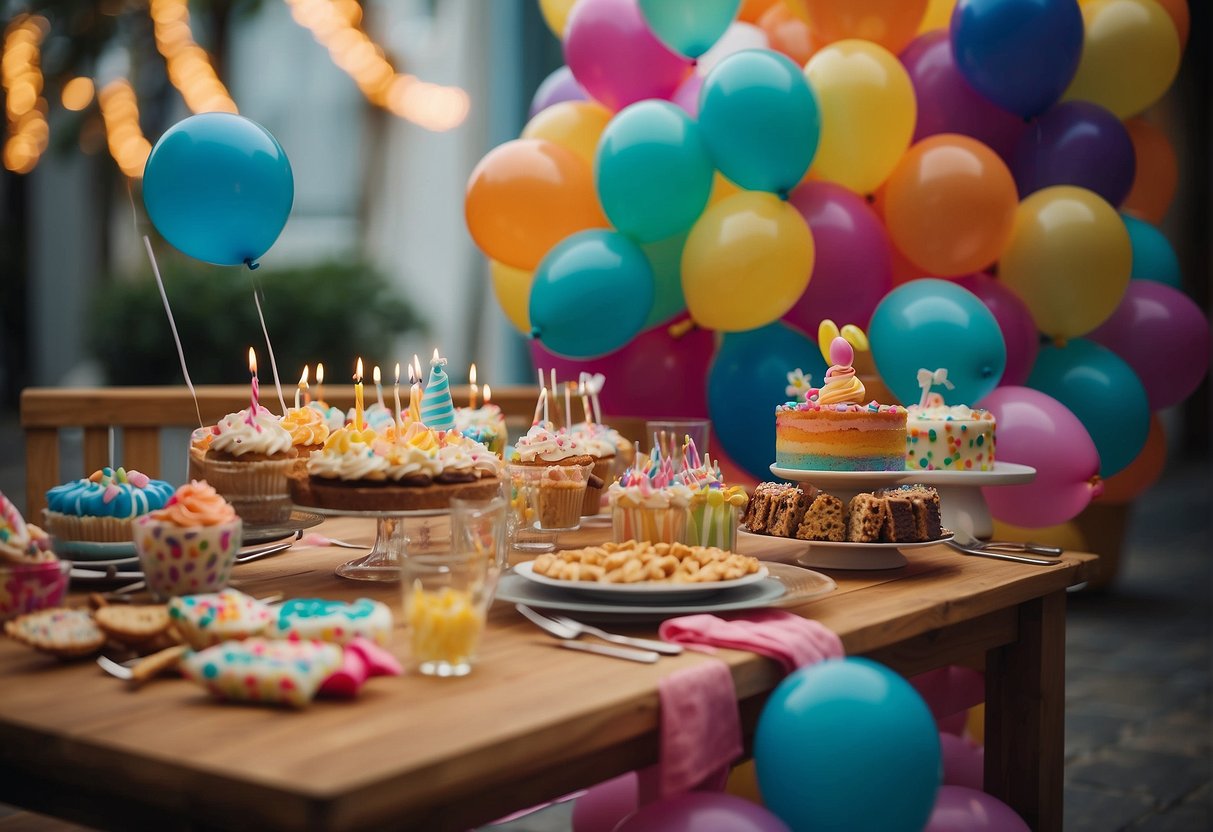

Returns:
645,610,844,798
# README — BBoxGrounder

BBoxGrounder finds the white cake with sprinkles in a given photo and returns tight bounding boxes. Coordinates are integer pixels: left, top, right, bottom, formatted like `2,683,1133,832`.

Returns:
905,394,996,472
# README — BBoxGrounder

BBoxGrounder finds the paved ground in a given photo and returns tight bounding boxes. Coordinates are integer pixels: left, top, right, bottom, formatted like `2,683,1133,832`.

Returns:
0,418,1208,830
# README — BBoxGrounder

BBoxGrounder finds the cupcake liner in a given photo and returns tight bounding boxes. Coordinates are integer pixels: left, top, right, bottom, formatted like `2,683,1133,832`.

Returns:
536,484,586,531
41,512,134,543
134,517,242,601
197,457,293,525
0,561,69,622
611,505,688,545
580,456,616,517
685,504,741,550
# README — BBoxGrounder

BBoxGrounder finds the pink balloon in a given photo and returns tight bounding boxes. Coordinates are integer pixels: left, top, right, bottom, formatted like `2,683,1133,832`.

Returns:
670,72,703,117
939,734,984,791
573,772,638,832
953,274,1040,387
615,793,790,832
530,318,713,419
976,387,1103,526
784,182,894,331
565,0,693,112
1087,281,1211,411
926,786,1030,832
910,666,985,723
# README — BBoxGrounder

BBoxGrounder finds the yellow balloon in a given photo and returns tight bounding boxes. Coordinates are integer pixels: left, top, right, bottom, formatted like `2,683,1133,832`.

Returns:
682,191,815,332
707,171,743,208
521,101,613,166
999,186,1132,340
918,0,956,32
965,703,985,745
1064,0,1181,119
726,759,764,804
992,519,1089,553
539,0,577,38
489,259,533,335
805,40,916,195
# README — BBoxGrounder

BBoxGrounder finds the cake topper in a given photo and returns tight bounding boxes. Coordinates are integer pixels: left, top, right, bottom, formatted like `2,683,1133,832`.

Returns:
916,367,954,408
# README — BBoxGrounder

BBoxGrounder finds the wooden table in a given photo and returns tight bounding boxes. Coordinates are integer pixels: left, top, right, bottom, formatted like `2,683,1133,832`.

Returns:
0,519,1096,832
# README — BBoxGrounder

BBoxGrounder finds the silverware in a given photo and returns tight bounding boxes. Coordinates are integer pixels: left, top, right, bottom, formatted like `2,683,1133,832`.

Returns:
97,655,136,680
951,527,1062,557
235,541,293,564
556,640,659,663
516,604,682,655
946,540,1061,566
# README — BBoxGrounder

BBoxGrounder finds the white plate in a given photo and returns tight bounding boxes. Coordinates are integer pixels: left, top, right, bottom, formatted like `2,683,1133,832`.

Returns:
768,460,1035,487
738,529,954,571
494,562,833,622
513,560,769,601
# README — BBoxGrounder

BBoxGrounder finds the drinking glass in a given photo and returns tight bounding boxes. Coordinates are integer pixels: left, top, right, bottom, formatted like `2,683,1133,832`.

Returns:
451,495,508,578
507,462,595,533
646,419,711,470
401,551,492,677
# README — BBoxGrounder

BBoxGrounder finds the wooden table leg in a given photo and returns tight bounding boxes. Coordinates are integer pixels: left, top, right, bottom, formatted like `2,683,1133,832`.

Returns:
984,590,1066,831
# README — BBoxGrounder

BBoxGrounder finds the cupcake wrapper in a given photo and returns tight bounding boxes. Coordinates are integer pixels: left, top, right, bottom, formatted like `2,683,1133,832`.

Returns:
197,457,293,525
42,512,134,543
134,518,243,601
685,504,740,550
0,562,69,622
536,485,586,531
611,506,688,545
580,456,616,517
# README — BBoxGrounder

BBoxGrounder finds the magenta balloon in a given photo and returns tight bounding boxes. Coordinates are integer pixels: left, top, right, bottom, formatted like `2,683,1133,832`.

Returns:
953,274,1040,386
784,182,893,331
939,734,984,791
926,786,1030,832
530,320,713,419
670,72,703,117
565,0,693,112
614,793,791,832
1087,281,1211,411
976,386,1102,527
901,31,1027,161
530,65,590,117
573,773,638,832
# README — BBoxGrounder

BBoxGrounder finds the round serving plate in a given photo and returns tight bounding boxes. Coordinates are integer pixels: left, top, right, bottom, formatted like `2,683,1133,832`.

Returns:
293,504,452,583
512,560,769,602
242,509,325,545
738,529,954,570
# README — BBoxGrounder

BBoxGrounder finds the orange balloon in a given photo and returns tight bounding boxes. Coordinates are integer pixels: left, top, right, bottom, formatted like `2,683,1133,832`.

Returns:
888,242,940,286
803,0,928,54
739,0,782,23
759,3,822,66
1153,0,1189,48
465,139,609,271
1096,413,1166,503
883,135,1018,277
1122,117,1179,224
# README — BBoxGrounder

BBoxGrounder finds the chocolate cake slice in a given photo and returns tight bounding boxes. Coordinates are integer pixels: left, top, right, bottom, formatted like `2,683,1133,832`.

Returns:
768,487,808,538
795,492,846,542
743,482,792,534
881,493,920,542
846,493,888,543
879,484,943,540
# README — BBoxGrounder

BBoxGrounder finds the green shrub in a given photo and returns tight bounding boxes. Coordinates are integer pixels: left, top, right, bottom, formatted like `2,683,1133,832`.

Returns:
90,258,424,385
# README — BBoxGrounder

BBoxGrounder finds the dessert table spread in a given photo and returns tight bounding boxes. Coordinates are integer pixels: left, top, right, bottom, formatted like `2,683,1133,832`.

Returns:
0,516,1097,832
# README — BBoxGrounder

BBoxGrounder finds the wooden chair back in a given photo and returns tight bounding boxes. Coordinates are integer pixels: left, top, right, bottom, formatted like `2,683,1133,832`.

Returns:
20,386,645,518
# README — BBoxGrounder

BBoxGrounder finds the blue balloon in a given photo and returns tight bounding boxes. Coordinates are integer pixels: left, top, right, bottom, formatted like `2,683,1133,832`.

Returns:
755,658,941,832
639,0,741,58
709,323,826,480
698,50,821,193
951,0,1084,118
529,230,655,358
870,279,1007,406
143,113,293,268
596,101,715,244
1027,339,1150,477
1122,214,1182,288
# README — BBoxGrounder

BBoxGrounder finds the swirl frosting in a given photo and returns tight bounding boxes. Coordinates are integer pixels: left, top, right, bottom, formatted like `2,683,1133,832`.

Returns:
47,467,175,518
817,338,867,407
150,481,237,527
908,402,994,422
307,401,347,432
209,406,293,457
512,423,589,463
307,426,389,481
281,406,331,448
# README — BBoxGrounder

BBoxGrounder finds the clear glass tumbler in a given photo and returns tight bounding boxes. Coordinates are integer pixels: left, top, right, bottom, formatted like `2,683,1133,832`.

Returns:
402,550,493,678
646,419,711,471
507,462,594,533
451,495,508,580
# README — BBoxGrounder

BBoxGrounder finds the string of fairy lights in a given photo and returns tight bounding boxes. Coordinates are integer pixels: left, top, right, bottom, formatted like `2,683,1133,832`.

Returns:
2,0,468,177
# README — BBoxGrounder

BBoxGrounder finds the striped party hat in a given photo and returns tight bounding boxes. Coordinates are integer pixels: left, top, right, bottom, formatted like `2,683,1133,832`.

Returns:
420,353,456,431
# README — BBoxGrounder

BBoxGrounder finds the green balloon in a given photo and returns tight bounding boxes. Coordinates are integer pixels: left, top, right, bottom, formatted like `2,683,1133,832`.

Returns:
595,101,714,244
638,0,741,58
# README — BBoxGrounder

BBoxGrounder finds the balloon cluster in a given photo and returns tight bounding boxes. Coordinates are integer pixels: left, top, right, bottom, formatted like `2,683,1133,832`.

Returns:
467,0,1208,527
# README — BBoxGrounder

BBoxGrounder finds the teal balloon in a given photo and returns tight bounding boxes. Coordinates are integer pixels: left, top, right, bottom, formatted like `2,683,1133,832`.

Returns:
709,322,826,480
698,49,821,193
143,113,293,268
641,232,688,327
870,279,1007,406
529,230,655,359
638,0,741,58
755,658,941,832
1122,214,1181,288
596,101,715,244
1027,339,1149,478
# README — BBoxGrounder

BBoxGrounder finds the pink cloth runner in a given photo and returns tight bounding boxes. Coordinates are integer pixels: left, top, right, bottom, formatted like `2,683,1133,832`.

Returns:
646,610,844,798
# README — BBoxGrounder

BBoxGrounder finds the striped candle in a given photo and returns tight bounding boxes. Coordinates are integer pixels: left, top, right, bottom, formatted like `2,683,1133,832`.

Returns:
420,349,456,431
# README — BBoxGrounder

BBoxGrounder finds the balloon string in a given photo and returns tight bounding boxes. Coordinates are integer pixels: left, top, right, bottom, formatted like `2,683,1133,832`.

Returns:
667,319,696,339
251,276,288,415
143,235,203,429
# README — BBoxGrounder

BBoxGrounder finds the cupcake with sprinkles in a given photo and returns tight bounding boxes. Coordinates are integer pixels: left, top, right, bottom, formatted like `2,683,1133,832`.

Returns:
43,467,175,544
133,481,242,601
194,405,295,524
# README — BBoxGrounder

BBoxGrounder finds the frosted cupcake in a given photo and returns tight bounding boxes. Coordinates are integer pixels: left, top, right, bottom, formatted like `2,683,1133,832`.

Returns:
570,426,618,517
455,403,508,457
43,467,175,543
133,481,242,600
307,400,347,432
608,452,693,545
676,447,748,551
279,405,331,478
0,492,66,622
195,406,294,524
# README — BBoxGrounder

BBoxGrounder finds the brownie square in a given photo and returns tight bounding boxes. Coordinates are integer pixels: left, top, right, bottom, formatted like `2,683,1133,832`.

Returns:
768,487,808,538
847,494,888,543
795,493,846,542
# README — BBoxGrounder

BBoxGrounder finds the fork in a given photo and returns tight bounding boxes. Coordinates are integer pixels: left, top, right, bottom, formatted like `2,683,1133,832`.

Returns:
516,605,682,655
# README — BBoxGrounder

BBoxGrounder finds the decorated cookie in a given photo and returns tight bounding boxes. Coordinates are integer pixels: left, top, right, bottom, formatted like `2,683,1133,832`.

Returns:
4,608,106,659
168,589,274,649
179,639,343,708
94,604,173,647
270,598,393,646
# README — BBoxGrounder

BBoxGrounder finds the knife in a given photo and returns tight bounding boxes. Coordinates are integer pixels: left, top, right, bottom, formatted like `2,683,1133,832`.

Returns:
556,640,660,663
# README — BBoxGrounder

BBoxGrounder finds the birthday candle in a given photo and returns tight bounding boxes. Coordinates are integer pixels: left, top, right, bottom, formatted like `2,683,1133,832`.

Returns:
315,362,325,405
550,369,558,424
532,388,545,426
564,382,573,431
579,382,593,427
353,358,364,431
408,360,422,425
469,363,478,409
295,365,309,410
247,347,260,427
483,384,492,405
420,349,456,431
373,365,385,409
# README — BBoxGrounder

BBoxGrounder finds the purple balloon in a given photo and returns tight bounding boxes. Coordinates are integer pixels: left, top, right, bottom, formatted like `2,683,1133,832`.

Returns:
784,182,894,332
565,0,693,112
573,773,638,832
901,31,1027,161
939,734,984,791
530,66,590,118
953,274,1039,386
531,318,713,419
1088,281,1211,410
976,387,1103,527
670,72,703,118
1011,100,1136,206
926,786,1030,832
614,793,791,832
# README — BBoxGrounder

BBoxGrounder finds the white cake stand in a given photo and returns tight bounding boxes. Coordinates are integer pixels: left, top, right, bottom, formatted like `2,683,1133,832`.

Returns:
767,461,1036,569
